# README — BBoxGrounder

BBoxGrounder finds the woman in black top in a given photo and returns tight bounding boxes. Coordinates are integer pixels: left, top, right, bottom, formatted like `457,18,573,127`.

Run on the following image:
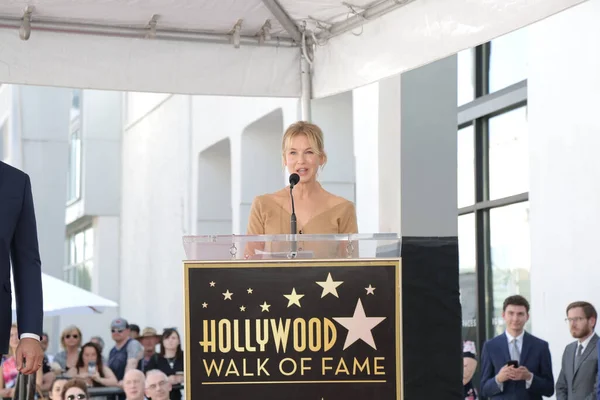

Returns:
146,329,184,400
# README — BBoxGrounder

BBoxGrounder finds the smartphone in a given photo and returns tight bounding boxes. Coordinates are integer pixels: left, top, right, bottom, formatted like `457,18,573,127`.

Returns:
506,360,519,368
88,361,97,375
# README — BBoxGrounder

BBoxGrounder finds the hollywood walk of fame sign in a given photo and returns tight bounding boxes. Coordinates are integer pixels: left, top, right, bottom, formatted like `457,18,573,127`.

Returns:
184,259,402,400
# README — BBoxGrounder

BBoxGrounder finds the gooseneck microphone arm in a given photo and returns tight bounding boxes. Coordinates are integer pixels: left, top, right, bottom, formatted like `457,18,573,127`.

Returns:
289,173,300,235
289,173,300,258
290,186,297,235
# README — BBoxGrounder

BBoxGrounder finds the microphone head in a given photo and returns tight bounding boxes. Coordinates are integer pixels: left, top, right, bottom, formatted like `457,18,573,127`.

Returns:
289,173,300,187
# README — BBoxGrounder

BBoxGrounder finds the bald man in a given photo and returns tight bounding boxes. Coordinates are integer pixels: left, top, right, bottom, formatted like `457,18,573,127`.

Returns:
122,369,145,400
145,370,172,400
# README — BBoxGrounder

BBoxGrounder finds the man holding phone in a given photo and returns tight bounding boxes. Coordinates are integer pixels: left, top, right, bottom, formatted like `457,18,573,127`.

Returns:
480,295,555,399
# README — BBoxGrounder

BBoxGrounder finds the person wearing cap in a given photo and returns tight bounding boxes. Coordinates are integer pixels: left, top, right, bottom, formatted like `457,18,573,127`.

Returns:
107,318,143,387
136,327,160,372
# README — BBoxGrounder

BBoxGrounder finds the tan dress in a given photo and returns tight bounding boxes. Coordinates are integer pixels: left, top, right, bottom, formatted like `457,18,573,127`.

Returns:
245,193,358,259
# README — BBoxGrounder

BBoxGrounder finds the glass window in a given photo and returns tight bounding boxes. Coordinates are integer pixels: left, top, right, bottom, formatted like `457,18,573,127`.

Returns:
65,226,94,290
458,125,475,208
489,201,531,336
489,28,528,93
459,213,477,342
458,48,475,106
489,107,528,200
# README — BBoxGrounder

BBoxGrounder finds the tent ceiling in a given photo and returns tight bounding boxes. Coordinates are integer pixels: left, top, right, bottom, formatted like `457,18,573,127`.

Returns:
0,0,587,98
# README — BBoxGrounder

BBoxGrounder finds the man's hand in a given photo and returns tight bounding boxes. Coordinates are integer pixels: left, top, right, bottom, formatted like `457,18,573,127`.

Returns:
15,337,44,375
496,365,517,383
512,366,533,381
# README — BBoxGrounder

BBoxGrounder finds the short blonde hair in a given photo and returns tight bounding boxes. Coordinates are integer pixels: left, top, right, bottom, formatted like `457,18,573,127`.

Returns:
60,325,83,349
282,121,327,166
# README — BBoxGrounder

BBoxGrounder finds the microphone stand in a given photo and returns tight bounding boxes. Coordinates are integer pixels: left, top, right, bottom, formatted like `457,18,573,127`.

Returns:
290,184,297,258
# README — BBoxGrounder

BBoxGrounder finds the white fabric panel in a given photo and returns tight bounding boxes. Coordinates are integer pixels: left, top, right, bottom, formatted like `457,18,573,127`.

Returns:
0,29,301,97
312,0,586,98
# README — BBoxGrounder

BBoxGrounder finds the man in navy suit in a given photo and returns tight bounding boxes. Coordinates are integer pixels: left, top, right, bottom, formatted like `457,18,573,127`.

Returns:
0,161,44,374
480,295,554,399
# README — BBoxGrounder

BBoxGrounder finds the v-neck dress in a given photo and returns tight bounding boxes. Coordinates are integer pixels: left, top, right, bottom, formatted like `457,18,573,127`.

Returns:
246,194,358,235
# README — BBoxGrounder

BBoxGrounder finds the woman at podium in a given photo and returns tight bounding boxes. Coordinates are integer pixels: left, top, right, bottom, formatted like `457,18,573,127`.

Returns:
245,121,357,258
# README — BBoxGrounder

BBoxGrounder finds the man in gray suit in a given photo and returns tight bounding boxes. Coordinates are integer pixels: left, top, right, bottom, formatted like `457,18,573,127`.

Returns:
556,301,598,400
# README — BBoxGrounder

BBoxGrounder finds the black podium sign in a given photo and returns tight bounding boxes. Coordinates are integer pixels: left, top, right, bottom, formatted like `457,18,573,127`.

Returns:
184,259,402,400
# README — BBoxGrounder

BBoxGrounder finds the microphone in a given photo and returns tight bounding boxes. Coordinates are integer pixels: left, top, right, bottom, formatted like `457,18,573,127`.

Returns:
289,173,300,236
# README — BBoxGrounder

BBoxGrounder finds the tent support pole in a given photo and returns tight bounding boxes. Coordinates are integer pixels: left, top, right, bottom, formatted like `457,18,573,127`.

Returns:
300,56,312,122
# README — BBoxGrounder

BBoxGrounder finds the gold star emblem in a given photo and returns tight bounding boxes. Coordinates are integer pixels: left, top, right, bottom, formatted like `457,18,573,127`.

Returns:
365,284,376,295
316,273,343,298
247,288,253,294
209,281,215,287
222,290,233,300
260,301,271,312
240,306,246,312
283,288,305,308
202,302,208,308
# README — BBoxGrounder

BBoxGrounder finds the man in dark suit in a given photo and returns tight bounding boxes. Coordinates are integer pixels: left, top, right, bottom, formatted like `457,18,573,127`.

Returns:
556,301,598,400
480,295,554,399
0,161,44,374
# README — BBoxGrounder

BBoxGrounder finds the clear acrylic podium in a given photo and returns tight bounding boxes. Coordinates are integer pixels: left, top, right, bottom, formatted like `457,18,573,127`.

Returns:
182,233,404,399
182,233,401,261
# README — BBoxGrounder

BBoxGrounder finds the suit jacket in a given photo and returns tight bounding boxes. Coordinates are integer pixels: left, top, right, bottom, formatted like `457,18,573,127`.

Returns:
556,333,598,400
0,161,43,353
480,331,555,399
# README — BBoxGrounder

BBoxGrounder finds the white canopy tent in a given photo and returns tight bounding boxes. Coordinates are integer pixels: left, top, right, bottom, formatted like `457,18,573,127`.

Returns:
0,0,587,116
12,273,118,317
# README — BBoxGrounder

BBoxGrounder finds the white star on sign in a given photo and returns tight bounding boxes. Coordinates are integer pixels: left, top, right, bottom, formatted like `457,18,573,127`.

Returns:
283,288,305,308
209,281,215,287
222,290,233,300
247,288,253,294
260,301,271,312
202,302,208,308
316,273,343,298
365,284,376,295
333,298,386,350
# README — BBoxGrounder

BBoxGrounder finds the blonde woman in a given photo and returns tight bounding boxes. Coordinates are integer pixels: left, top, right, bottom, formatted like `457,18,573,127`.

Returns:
247,121,358,236
54,325,83,373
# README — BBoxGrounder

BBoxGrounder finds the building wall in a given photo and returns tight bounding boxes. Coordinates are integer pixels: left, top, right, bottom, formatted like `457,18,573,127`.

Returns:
529,0,600,383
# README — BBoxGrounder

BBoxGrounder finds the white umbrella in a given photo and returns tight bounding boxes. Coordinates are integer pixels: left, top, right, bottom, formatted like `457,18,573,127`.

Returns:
11,273,118,317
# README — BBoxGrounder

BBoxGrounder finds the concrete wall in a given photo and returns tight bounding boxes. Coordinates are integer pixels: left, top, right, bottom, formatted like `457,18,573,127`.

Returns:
528,0,600,384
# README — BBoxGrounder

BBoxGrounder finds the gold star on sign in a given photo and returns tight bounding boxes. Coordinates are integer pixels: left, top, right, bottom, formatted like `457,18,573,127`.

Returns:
260,301,271,312
202,302,208,308
222,290,233,300
283,288,305,308
209,281,215,287
247,288,253,294
365,284,376,295
316,273,343,298
240,306,246,312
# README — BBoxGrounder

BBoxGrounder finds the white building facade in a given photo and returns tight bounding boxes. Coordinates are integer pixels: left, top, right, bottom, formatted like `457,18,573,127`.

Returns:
1,1,600,395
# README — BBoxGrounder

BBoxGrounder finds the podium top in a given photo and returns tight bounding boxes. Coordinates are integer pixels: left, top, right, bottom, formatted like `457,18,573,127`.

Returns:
182,233,401,261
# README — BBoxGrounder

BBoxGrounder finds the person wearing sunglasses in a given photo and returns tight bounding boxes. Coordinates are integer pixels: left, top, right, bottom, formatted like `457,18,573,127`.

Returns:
61,378,89,400
54,326,83,372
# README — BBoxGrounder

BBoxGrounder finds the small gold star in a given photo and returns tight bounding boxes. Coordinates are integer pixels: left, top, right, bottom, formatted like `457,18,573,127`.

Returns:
247,288,253,294
222,290,233,300
260,301,271,312
283,288,305,308
209,281,215,287
240,305,246,312
365,284,376,295
202,302,208,308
